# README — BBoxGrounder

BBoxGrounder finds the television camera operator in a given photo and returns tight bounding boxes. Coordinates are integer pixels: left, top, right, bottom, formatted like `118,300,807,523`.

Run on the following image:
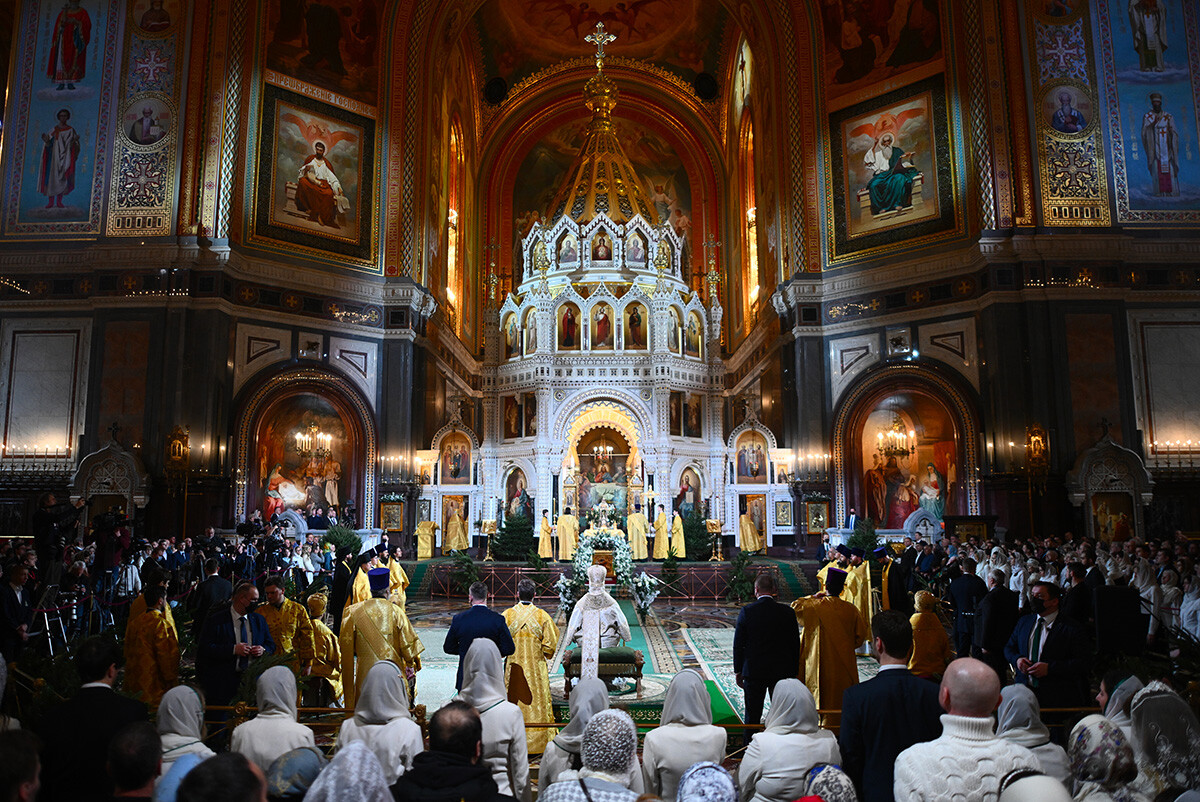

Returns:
32,492,87,590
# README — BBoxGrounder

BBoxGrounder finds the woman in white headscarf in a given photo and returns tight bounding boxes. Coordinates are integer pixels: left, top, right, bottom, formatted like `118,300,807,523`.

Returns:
1130,681,1200,798
1180,575,1200,640
156,685,215,775
337,660,423,785
738,678,841,802
541,709,641,802
1160,570,1183,630
1099,672,1144,742
996,685,1070,785
1131,559,1163,643
305,741,391,802
539,678,646,793
1068,715,1149,802
677,761,737,802
642,670,727,801
990,546,1012,586
457,638,531,802
230,665,315,772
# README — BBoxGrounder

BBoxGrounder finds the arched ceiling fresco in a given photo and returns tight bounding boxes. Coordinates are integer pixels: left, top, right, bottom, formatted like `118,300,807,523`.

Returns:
469,0,734,89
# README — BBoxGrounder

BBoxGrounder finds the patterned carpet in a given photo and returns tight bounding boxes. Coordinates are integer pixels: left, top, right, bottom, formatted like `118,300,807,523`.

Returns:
404,599,878,724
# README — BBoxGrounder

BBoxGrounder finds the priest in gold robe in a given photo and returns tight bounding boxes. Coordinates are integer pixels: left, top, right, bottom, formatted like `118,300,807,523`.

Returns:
260,574,316,675
653,504,670,559
305,593,342,705
670,509,687,559
445,505,470,551
738,512,762,553
341,568,424,708
538,509,555,560
626,503,649,561
502,578,560,754
556,507,579,561
816,544,854,594
341,552,376,623
791,567,868,721
845,547,873,653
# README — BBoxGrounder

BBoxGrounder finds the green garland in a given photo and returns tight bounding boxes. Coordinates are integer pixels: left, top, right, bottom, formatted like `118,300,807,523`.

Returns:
572,530,635,587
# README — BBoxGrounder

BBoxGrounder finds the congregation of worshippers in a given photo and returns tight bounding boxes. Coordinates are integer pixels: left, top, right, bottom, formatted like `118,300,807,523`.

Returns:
2,521,1200,802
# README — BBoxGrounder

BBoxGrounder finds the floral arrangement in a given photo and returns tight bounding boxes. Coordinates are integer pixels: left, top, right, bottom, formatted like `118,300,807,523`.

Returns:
380,492,404,502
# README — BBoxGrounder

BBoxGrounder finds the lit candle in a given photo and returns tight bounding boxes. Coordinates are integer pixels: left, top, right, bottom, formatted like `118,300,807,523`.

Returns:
1007,441,1015,471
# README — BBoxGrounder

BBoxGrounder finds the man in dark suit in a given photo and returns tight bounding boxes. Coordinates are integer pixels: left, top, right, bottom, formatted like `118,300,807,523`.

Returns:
973,567,1019,681
840,610,943,802
874,545,912,614
1004,580,1091,708
733,572,800,726
0,563,33,663
947,557,987,657
1060,563,1094,625
36,637,148,802
1081,547,1106,591
898,537,919,590
196,581,276,706
444,581,515,690
188,558,233,640
844,507,858,531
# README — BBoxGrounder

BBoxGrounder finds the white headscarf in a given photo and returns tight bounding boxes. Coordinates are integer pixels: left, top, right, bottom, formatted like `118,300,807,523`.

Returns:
762,678,820,736
157,685,205,743
1105,676,1145,735
661,670,713,727
457,638,507,713
677,761,737,802
257,665,299,720
553,677,609,755
353,659,412,725
1131,681,1200,794
305,741,391,802
997,685,1051,748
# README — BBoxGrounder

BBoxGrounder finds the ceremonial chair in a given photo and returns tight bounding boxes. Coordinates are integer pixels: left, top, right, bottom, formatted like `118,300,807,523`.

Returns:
562,646,644,700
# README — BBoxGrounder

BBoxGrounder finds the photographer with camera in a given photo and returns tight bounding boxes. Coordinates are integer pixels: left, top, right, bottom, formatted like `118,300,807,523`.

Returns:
32,492,86,590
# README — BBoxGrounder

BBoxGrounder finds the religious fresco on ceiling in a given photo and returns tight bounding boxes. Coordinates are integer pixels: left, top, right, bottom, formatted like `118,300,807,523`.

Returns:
826,74,959,263
131,0,178,34
1097,0,1200,221
473,0,728,88
856,395,957,529
6,0,120,235
513,116,693,281
820,0,945,110
252,85,376,264
264,0,379,106
253,393,352,521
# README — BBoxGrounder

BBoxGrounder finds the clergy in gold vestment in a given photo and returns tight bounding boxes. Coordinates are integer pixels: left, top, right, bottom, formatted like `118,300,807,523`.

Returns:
790,567,867,719
538,510,554,559
341,555,375,623
738,513,762,553
502,579,560,754
670,511,687,558
124,586,178,707
126,582,178,639
845,548,873,649
445,509,470,551
653,505,670,559
341,569,424,708
386,551,410,607
260,575,316,674
305,594,342,703
626,504,649,560
816,545,853,593
556,509,579,561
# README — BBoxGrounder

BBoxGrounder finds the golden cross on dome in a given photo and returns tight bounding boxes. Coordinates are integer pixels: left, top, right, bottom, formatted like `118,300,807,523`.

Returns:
585,22,616,71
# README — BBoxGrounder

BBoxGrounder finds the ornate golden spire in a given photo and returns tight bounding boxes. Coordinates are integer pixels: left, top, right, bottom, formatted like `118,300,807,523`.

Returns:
543,23,657,227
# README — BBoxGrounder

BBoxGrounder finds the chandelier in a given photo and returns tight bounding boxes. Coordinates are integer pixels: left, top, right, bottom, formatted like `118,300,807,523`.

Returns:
876,413,915,459
294,422,332,461
592,436,614,460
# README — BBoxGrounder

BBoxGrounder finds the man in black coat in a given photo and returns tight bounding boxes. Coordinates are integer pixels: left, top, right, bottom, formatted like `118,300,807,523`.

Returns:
188,558,233,640
1060,563,1094,625
330,547,355,634
195,581,276,706
733,572,800,726
0,563,33,663
973,567,1019,681
874,545,912,614
1081,546,1106,590
389,701,512,802
443,581,515,691
1004,580,1091,708
898,537,920,590
840,610,943,802
36,637,148,802
947,557,987,657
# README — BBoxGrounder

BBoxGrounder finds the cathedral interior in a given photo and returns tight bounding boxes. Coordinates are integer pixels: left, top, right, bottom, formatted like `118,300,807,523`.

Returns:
0,0,1196,549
